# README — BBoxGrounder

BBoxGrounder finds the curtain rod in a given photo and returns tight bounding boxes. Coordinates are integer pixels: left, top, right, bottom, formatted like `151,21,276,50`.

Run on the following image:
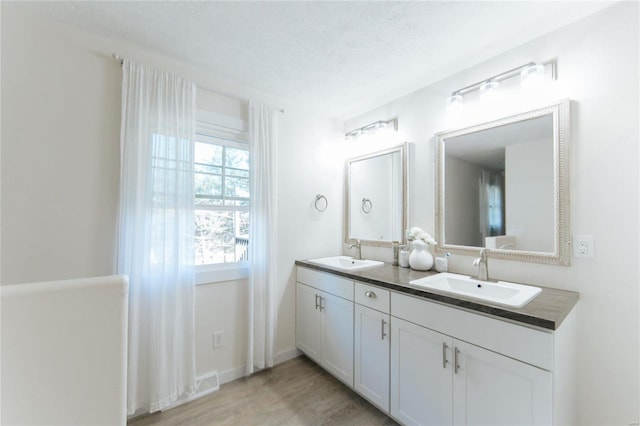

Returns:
112,54,284,114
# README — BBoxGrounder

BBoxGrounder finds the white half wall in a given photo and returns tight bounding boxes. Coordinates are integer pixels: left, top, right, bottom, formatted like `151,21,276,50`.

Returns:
1,275,128,425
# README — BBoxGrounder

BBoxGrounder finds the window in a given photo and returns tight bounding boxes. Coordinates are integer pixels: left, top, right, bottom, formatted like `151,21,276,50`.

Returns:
194,129,249,266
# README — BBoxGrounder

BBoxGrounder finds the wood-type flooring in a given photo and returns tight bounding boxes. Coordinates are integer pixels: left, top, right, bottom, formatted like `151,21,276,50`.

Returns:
129,355,397,426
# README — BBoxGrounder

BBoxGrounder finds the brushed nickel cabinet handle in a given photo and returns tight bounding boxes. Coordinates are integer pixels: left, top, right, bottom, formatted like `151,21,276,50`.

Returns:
454,347,460,374
365,291,376,298
314,294,320,310
443,342,449,368
319,296,325,312
381,319,387,340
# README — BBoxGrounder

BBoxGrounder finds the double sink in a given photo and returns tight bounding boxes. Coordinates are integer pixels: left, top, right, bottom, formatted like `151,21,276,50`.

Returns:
307,256,541,308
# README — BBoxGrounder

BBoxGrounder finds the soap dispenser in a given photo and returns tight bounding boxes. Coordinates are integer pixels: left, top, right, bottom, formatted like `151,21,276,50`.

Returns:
398,245,410,268
435,252,450,273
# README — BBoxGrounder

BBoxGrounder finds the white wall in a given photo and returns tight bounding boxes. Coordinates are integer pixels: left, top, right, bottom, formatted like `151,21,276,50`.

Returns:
344,3,639,424
506,137,554,251
444,155,482,247
1,6,121,283
0,4,343,386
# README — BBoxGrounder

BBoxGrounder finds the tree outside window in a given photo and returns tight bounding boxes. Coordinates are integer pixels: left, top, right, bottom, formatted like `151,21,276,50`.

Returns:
194,135,249,265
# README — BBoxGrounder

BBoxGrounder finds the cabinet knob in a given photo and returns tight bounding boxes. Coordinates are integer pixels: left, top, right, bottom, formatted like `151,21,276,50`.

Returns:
364,290,376,299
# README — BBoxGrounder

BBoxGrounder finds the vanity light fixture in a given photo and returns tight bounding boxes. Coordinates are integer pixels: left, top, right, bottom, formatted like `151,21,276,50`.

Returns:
446,59,556,106
345,118,398,140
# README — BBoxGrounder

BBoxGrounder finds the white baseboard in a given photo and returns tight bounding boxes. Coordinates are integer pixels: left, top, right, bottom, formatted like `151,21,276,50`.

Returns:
219,365,246,385
217,347,302,385
275,347,302,364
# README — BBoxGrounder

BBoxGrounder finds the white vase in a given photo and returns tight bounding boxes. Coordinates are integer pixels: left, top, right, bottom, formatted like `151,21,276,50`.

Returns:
409,240,434,271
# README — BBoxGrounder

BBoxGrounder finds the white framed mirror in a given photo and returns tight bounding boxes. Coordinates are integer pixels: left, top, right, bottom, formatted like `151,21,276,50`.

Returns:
345,142,409,247
435,99,570,265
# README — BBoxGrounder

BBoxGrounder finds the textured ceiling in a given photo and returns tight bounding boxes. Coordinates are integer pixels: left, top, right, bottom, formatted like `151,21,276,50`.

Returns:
17,1,613,119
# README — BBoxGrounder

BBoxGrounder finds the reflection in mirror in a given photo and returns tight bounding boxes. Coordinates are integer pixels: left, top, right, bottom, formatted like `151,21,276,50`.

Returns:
346,143,408,246
445,114,554,251
435,100,570,265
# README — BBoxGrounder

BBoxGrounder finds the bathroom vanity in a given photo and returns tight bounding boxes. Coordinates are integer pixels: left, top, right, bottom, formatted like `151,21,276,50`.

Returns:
294,260,579,426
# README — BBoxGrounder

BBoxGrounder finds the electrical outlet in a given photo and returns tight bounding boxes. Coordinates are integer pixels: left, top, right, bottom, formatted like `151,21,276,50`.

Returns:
213,330,224,349
574,235,594,258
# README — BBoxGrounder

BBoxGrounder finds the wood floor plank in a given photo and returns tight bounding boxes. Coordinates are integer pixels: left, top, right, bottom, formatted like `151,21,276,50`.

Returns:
129,356,397,426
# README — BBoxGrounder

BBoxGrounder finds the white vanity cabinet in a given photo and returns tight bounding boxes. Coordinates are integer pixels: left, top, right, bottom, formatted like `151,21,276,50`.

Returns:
295,264,577,426
451,339,552,425
390,316,552,425
354,283,391,413
295,267,354,387
390,292,575,426
390,317,453,425
295,282,322,360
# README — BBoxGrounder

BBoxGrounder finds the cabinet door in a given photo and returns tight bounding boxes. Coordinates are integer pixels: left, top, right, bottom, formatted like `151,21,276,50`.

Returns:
354,304,390,413
452,339,552,426
295,282,322,361
321,291,354,387
390,317,453,426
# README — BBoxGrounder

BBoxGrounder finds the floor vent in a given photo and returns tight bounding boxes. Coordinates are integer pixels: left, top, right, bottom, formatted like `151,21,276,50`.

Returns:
195,371,220,397
164,371,220,411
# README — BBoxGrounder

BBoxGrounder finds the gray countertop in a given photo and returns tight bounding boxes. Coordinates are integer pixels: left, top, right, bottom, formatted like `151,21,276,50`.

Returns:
295,260,579,331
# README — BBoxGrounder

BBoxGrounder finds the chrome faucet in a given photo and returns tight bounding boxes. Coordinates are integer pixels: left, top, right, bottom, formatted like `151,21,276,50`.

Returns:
472,249,489,281
348,238,362,260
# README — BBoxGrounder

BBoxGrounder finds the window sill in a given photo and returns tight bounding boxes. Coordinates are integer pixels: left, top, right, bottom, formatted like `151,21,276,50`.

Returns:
195,262,249,285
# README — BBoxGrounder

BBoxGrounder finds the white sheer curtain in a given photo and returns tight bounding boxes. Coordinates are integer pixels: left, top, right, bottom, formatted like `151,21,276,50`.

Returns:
246,102,279,375
117,59,197,414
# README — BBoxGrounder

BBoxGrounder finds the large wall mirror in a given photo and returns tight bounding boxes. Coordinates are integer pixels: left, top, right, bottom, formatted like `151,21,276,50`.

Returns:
435,99,570,265
346,143,409,247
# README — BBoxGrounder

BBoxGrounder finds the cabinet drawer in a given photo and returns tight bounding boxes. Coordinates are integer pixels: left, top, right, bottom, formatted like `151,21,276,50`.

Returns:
391,292,553,370
355,282,390,313
297,267,354,301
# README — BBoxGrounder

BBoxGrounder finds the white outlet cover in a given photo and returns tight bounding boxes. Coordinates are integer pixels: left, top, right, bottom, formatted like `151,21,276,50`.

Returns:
213,330,224,349
574,235,594,258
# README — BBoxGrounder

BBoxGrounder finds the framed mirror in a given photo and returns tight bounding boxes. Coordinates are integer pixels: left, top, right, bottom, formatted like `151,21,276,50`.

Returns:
434,99,570,265
345,142,409,247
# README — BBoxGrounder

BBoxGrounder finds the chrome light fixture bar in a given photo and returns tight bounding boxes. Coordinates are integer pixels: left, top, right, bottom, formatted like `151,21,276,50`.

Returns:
447,59,556,101
345,118,398,140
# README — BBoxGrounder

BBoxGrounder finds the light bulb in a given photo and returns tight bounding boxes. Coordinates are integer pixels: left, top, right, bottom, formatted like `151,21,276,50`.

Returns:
445,94,465,127
479,80,500,95
446,94,463,108
521,64,545,92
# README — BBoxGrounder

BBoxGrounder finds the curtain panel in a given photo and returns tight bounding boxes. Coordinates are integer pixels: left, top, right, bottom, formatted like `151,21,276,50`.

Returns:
117,59,197,414
246,102,280,375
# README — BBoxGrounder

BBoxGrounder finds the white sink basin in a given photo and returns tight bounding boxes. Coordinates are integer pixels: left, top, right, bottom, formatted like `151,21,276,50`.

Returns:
309,256,384,272
409,272,541,308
